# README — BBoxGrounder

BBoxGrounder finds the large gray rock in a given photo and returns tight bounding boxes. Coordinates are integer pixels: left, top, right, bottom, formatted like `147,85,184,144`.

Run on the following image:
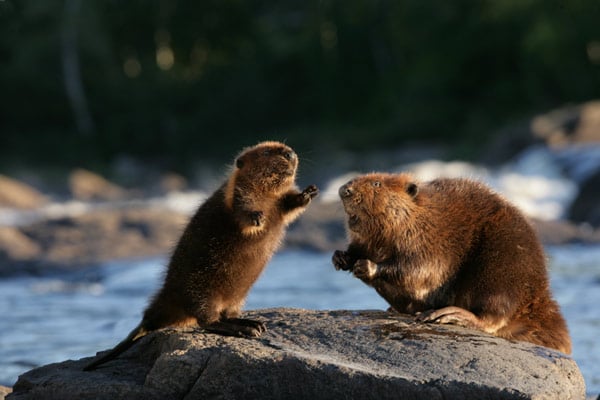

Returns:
9,309,584,400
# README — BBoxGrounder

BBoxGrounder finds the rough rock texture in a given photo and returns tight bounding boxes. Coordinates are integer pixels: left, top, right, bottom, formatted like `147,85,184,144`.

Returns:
9,309,585,400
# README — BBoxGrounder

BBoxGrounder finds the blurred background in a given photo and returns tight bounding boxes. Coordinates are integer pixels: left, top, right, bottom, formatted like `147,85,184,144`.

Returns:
1,0,600,172
1,0,600,397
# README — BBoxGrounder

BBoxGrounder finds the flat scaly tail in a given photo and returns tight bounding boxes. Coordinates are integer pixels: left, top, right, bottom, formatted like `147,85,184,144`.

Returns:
83,323,148,371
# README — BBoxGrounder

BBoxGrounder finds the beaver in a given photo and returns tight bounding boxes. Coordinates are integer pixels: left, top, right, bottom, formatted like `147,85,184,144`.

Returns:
332,172,571,354
84,141,318,370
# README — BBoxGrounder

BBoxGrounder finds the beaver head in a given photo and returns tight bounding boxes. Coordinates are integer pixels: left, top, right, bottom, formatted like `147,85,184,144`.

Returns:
339,173,419,241
232,141,298,195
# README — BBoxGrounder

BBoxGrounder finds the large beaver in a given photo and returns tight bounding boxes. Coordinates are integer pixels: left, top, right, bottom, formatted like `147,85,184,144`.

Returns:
333,172,571,354
85,141,318,370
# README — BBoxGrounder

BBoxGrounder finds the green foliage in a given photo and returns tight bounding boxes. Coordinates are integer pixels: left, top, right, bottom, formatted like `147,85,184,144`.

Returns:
1,0,599,168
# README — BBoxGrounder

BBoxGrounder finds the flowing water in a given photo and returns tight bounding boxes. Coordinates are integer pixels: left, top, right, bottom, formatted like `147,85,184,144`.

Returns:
0,246,598,395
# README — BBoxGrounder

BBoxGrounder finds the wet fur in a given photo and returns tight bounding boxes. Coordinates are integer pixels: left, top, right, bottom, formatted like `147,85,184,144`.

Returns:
84,141,318,370
333,172,571,354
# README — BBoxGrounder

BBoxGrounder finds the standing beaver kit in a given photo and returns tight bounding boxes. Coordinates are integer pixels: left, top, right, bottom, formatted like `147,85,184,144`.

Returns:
333,172,571,354
84,141,318,371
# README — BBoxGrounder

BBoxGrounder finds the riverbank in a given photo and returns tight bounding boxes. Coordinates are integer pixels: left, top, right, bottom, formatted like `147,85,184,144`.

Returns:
1,185,600,277
2,149,600,277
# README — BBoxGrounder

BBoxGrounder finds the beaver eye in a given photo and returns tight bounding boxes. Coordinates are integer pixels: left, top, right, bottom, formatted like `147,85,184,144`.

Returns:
406,182,418,197
263,150,271,156
372,181,381,188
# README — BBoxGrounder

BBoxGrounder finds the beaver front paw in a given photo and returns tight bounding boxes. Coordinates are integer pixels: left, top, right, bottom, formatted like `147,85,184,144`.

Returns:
353,259,378,281
332,250,354,271
302,184,319,200
250,211,265,226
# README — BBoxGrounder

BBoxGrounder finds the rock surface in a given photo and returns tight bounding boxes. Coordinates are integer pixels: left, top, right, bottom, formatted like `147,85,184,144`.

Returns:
532,101,600,146
0,175,48,209
0,206,189,276
0,386,12,400
8,309,585,400
68,169,128,201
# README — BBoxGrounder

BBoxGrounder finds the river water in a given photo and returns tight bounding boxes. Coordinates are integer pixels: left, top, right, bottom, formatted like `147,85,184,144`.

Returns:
0,246,598,395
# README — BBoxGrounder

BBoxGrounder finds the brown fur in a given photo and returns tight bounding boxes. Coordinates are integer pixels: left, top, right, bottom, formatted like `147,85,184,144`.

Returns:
333,172,571,354
84,141,318,370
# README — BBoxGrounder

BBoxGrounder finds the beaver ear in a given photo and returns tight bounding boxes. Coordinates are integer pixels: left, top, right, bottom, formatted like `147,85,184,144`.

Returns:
406,182,418,197
236,157,244,169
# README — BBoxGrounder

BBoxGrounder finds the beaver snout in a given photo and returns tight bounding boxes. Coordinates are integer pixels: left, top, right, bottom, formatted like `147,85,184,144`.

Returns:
283,150,296,161
339,183,353,199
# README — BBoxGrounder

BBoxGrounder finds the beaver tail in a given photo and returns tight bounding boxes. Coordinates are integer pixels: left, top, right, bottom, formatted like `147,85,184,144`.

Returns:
83,323,148,371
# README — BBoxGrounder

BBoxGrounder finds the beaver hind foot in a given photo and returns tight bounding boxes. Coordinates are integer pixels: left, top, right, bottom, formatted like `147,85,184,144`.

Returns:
205,318,267,338
416,306,486,331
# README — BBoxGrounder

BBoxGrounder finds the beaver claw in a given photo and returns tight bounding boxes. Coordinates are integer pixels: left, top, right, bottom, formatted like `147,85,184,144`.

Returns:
302,184,319,200
353,259,378,281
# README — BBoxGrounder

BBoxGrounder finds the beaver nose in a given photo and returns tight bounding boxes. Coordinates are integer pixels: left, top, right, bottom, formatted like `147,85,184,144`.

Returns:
283,150,296,161
339,183,353,198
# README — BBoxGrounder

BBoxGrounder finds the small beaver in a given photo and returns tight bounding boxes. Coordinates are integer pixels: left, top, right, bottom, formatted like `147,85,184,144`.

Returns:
84,141,318,371
333,172,571,354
